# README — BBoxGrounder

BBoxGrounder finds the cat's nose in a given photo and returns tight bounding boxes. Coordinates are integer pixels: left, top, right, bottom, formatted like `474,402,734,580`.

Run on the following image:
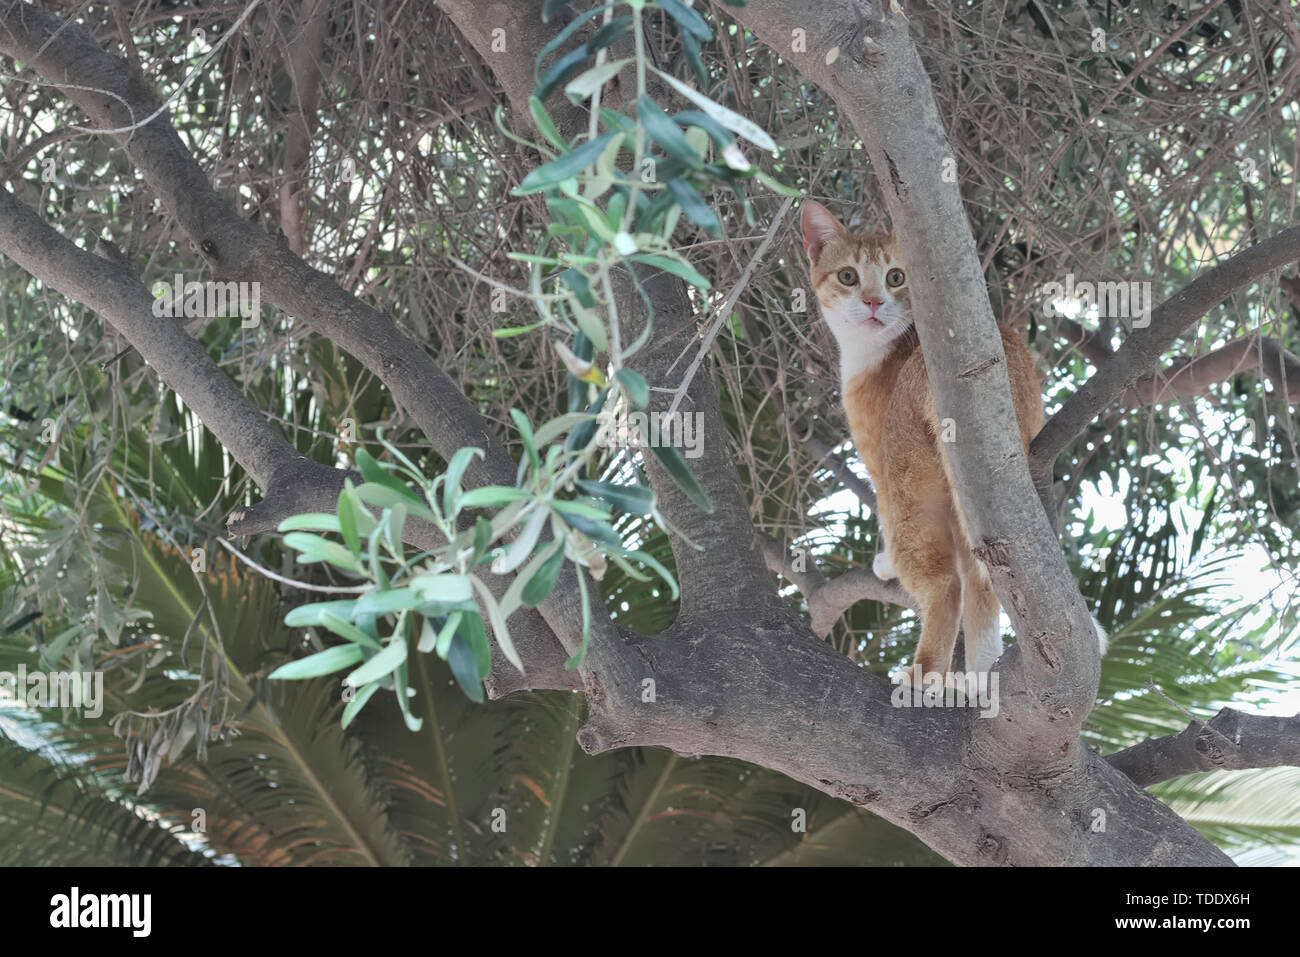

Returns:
863,297,883,311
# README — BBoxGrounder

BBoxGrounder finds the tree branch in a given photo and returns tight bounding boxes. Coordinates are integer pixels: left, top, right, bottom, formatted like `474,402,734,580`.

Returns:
761,535,913,637
1106,707,1300,788
0,184,297,490
575,609,1230,865
728,0,1103,745
278,0,331,256
1054,316,1115,368
1119,335,1300,407
1030,225,1300,480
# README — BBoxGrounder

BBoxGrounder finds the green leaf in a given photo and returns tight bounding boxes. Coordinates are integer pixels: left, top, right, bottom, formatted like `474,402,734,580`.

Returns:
522,541,567,607
667,178,722,236
447,626,485,702
356,448,423,502
493,317,551,339
417,616,438,654
443,446,485,519
277,513,342,533
392,660,423,732
560,267,597,307
565,57,631,103
435,611,463,659
346,635,409,686
637,96,704,169
570,300,609,352
611,369,647,405
354,482,438,524
529,95,568,150
285,599,358,627
680,28,708,87
565,571,593,669
751,167,801,197
385,502,407,559
652,67,779,152
673,109,734,148
566,387,608,453
650,443,713,512
472,516,493,561
409,573,474,605
495,507,549,574
534,412,595,448
283,532,366,574
458,485,531,509
471,577,523,672
567,330,593,413
269,644,365,680
552,498,614,520
339,486,361,557
537,4,612,76
516,132,619,194
557,511,623,548
537,45,590,102
319,612,383,649
341,682,380,728
657,0,712,41
352,587,423,617
576,478,656,514
586,16,633,54
463,609,492,678
610,547,680,600
368,523,389,588
510,408,541,474
626,252,710,291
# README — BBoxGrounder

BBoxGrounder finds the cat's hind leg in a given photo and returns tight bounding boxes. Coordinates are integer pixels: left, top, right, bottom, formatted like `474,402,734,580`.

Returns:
959,556,1003,674
893,525,963,685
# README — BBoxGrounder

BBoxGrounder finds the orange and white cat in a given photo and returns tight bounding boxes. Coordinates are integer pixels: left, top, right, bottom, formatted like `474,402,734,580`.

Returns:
801,201,1088,681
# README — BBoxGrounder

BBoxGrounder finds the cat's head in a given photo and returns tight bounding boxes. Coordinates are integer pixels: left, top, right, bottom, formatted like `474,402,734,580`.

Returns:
800,201,914,380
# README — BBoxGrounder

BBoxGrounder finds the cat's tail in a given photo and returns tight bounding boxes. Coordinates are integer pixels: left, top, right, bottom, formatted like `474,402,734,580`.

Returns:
1093,616,1110,656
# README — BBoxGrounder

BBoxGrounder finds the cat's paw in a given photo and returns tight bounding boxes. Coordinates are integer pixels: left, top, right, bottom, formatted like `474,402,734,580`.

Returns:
893,663,930,687
872,550,897,580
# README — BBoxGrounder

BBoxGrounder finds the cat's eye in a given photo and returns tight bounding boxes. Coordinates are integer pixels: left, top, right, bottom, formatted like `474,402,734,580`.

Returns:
886,267,906,288
836,268,858,286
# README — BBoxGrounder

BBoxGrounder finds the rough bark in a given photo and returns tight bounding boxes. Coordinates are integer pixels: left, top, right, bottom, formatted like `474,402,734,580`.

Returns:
3,0,1296,866
1107,708,1300,789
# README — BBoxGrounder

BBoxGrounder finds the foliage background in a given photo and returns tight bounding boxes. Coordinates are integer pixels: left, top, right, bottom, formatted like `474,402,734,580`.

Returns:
1,0,1298,864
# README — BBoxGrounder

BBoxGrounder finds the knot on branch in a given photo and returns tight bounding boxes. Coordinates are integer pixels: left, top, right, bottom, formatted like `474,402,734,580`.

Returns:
959,354,1003,380
976,831,1009,864
882,149,908,202
1193,724,1232,768
829,1,886,69
972,537,1012,567
907,788,977,823
1028,631,1063,673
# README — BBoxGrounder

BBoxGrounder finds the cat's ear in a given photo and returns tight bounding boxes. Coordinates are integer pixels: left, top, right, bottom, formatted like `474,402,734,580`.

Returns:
801,201,847,264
